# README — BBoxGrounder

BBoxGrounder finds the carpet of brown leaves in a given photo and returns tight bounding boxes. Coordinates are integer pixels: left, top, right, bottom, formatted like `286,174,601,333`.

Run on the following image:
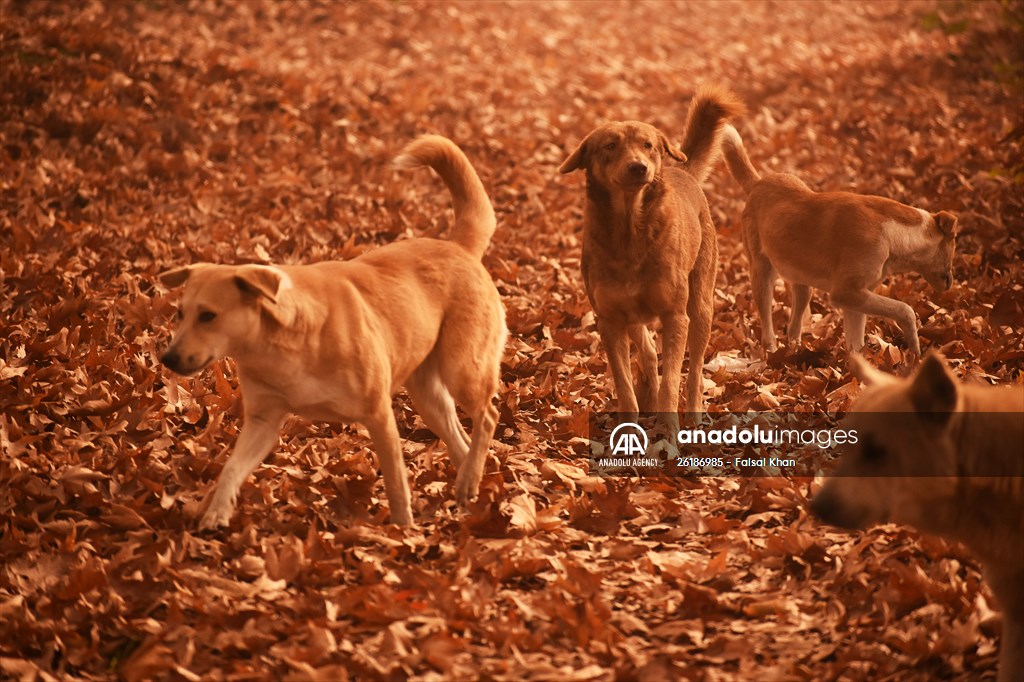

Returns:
2,1,1022,680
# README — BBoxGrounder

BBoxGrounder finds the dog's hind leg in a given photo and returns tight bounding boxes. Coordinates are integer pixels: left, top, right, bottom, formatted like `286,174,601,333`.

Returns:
787,283,811,346
200,407,286,530
407,361,471,468
436,292,505,506
364,404,414,526
629,325,659,413
749,254,778,353
444,358,501,507
454,400,499,506
685,292,712,417
684,229,716,416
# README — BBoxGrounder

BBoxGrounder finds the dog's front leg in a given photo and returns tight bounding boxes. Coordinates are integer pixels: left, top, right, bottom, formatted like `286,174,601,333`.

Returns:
598,318,638,418
986,565,1024,682
657,312,688,436
842,308,868,353
364,407,414,526
629,325,659,413
998,611,1023,682
200,410,286,530
835,288,920,356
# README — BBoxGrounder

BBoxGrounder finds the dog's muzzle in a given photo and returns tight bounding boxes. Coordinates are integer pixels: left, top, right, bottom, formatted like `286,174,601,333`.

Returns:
620,162,650,191
160,347,209,375
160,348,184,373
809,487,867,530
925,270,954,292
627,161,648,178
809,491,837,525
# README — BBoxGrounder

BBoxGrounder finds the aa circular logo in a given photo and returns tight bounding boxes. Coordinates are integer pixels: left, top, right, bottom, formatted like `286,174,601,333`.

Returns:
609,422,649,456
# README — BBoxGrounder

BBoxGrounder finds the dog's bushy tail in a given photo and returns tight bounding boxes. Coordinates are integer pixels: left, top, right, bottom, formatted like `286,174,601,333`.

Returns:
679,85,746,184
394,135,495,259
721,124,759,194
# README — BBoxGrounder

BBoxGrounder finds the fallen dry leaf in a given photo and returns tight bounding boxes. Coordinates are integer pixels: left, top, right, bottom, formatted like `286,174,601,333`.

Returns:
1,1,1020,680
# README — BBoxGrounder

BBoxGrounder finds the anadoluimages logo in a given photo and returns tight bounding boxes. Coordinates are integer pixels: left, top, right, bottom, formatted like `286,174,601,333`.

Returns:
609,422,649,456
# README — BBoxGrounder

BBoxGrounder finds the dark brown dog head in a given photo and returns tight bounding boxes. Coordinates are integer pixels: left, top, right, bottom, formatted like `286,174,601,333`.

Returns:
559,121,686,192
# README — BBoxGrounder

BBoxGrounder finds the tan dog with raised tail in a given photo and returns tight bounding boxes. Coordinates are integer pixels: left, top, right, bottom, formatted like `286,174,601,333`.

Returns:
159,135,506,528
812,353,1023,681
560,86,744,429
721,126,957,357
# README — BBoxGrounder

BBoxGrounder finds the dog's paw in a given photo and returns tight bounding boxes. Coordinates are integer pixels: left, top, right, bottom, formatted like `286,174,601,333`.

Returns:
199,505,233,531
389,510,415,527
454,473,481,507
447,450,465,470
635,378,658,413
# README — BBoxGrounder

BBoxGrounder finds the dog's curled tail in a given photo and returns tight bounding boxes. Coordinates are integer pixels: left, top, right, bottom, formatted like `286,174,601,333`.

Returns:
679,85,747,184
721,124,759,194
394,135,495,259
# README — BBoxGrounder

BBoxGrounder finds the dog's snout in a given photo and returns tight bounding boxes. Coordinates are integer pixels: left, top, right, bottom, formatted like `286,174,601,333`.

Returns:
627,161,648,177
161,348,181,372
809,492,836,525
810,487,865,530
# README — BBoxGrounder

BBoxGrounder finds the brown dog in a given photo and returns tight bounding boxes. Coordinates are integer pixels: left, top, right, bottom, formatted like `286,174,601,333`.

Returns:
812,353,1024,681
560,86,744,428
159,136,506,528
722,125,957,357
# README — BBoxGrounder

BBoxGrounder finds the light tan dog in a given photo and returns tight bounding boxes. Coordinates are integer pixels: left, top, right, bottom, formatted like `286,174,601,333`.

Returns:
721,126,958,357
812,353,1024,681
159,135,506,528
559,86,744,428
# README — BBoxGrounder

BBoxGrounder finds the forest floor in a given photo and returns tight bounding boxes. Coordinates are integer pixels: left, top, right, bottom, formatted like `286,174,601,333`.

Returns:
1,1,1022,680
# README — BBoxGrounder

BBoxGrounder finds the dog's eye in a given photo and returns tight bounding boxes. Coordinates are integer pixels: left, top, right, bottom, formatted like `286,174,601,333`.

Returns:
861,436,886,463
198,311,217,323
604,141,616,151
644,141,654,150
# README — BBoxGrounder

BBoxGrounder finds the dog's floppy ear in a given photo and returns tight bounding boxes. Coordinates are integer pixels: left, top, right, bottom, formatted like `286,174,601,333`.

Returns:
933,211,958,237
559,134,591,174
659,133,687,162
159,265,200,288
908,352,959,423
234,265,284,303
849,352,898,388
